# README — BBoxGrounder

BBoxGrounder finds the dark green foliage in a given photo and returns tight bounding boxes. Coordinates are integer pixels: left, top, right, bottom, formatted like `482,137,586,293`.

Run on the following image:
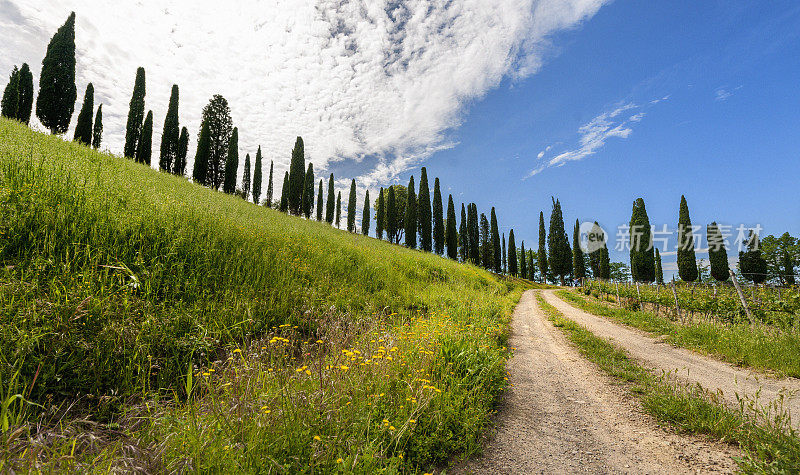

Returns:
252,146,263,205
362,190,370,236
655,248,664,284
175,126,189,175
677,195,698,282
527,250,536,280
538,211,548,281
159,85,180,173
468,204,479,264
279,172,289,213
200,95,233,190
387,186,397,242
1,66,19,119
490,208,501,273
520,242,527,279
347,179,357,231
336,191,342,228
405,176,417,248
479,213,491,269
288,136,305,215
36,12,77,134
135,110,153,165
572,219,586,280
739,231,767,284
508,230,518,276
326,173,335,224
386,185,407,244
599,242,611,280
242,153,251,201
548,198,571,284
72,83,94,145
192,121,211,185
433,178,444,254
783,252,796,286
222,127,239,194
629,198,655,283
707,222,730,282
502,233,507,273
417,168,432,252
124,67,146,158
316,180,324,221
376,188,385,239
302,163,314,218
16,64,34,124
446,195,458,259
266,161,274,206
459,204,468,261
92,104,103,149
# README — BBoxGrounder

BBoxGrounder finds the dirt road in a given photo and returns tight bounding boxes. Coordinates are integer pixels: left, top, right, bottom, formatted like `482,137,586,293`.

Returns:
542,289,800,428
459,290,737,474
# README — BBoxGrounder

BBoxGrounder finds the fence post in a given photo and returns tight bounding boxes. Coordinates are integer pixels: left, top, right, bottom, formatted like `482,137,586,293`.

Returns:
670,281,681,322
635,282,642,309
729,269,755,325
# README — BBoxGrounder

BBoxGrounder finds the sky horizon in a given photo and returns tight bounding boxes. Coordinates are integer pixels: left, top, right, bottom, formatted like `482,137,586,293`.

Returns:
3,0,799,278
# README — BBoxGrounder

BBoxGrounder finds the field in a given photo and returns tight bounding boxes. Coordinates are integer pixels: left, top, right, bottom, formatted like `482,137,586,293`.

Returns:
0,118,529,472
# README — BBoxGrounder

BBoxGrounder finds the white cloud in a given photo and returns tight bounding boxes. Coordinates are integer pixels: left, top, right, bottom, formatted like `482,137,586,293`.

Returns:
715,85,741,101
537,151,545,159
527,97,666,178
1,0,609,191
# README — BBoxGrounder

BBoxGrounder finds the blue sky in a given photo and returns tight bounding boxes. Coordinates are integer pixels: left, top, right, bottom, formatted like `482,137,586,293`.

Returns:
333,0,800,274
3,0,798,276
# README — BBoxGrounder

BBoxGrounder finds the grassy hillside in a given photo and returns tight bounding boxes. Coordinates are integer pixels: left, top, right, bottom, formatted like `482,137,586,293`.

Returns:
0,118,528,472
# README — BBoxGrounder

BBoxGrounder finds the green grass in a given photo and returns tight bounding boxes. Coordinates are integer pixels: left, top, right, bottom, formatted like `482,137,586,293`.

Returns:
0,118,529,472
536,292,800,473
558,289,800,378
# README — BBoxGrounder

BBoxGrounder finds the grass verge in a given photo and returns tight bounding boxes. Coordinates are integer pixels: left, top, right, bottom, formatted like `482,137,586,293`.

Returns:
536,292,800,473
558,289,800,378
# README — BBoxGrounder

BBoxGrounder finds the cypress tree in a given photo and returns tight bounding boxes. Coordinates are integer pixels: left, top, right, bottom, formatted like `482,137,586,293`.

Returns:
548,198,571,285
16,64,33,124
655,248,664,284
242,153,251,200
336,191,342,228
347,179,357,231
520,242,528,279
502,233,507,273
252,146,263,204
433,178,444,255
676,195,698,282
175,126,189,175
288,136,305,215
459,204,468,261
325,173,335,224
302,163,315,218
783,252,796,286
739,231,767,284
528,251,536,280
572,219,586,281
538,211,549,282
600,242,611,280
376,188,385,239
629,198,655,282
279,172,289,213
707,222,730,282
135,110,153,165
91,104,103,149
417,168,432,252
508,230,518,276
159,84,180,173
72,83,94,145
316,180,324,221
192,121,211,185
446,195,458,259
266,161,274,206
468,204,480,264
1,66,19,120
222,127,239,194
491,208,501,273
362,190,370,236
201,95,233,190
386,186,397,242
36,12,77,134
480,213,491,269
124,67,146,158
405,176,417,248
